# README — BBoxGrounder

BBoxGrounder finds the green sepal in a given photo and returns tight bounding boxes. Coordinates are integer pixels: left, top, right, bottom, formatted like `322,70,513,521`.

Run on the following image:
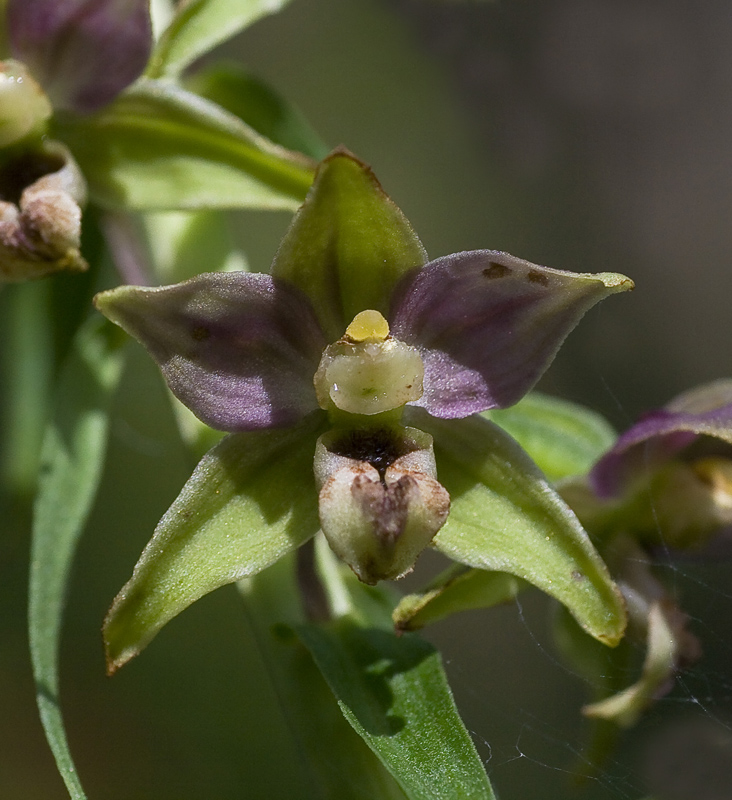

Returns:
393,563,525,632
484,391,617,482
412,410,627,646
103,412,326,674
297,619,496,799
30,314,127,799
271,148,428,340
186,62,329,160
148,0,292,79
582,603,676,727
55,80,315,211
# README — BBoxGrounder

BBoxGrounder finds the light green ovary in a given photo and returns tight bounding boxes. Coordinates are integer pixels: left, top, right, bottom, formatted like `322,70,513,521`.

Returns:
314,311,424,415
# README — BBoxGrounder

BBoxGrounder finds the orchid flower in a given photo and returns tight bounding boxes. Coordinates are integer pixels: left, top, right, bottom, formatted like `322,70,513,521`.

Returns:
555,379,732,550
391,381,732,741
96,149,632,673
553,381,732,731
0,0,316,282
0,0,151,280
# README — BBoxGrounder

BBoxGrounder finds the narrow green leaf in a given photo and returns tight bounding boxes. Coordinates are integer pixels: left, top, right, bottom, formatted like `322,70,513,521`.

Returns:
103,413,326,673
393,564,525,632
29,315,127,799
148,0,292,79
484,391,617,482
238,555,408,800
55,81,315,211
413,410,626,646
297,620,496,800
271,149,428,340
187,62,329,160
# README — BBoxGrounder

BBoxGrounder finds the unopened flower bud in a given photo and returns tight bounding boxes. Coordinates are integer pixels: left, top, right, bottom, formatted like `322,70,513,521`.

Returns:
0,60,51,148
314,425,450,583
314,310,424,415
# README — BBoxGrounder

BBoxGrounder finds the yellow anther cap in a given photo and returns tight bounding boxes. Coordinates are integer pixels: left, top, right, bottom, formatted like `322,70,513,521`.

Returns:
345,310,390,343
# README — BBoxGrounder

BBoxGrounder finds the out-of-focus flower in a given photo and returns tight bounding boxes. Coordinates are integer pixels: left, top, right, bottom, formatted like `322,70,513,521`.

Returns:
558,381,732,730
96,149,633,672
0,0,151,281
0,140,87,280
567,379,732,549
7,0,152,115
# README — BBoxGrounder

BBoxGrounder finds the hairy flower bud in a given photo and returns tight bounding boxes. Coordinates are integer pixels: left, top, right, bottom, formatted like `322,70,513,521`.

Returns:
314,425,450,583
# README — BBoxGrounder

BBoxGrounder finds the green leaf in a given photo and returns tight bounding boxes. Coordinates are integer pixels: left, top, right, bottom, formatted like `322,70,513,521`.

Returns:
297,619,496,800
413,410,627,646
29,315,127,800
393,564,525,632
103,413,325,673
238,554,408,800
187,62,329,160
148,0,292,79
271,149,428,340
484,391,617,482
55,80,315,211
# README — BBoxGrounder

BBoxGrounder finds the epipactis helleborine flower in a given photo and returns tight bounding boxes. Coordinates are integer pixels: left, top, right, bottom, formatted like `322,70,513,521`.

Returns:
585,379,732,548
555,381,732,729
0,0,152,280
97,149,633,672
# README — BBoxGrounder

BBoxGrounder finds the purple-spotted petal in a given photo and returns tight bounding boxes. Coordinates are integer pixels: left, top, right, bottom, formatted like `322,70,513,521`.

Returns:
95,272,327,431
390,250,633,419
8,0,152,113
591,380,732,498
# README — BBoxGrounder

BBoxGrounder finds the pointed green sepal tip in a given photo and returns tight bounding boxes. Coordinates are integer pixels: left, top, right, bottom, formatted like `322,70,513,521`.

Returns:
271,146,428,340
103,420,323,674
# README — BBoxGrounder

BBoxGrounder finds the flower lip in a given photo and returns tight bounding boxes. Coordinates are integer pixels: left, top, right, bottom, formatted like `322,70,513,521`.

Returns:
0,140,88,281
314,425,450,584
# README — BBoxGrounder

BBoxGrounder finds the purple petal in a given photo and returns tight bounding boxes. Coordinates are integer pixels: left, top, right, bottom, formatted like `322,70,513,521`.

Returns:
95,272,327,431
8,0,152,113
591,380,732,498
390,250,633,419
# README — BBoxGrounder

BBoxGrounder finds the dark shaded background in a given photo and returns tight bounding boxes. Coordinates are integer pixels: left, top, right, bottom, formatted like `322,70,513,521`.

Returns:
3,1,732,798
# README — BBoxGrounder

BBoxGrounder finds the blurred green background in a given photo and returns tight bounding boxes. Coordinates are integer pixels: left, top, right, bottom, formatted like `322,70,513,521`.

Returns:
3,0,732,797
